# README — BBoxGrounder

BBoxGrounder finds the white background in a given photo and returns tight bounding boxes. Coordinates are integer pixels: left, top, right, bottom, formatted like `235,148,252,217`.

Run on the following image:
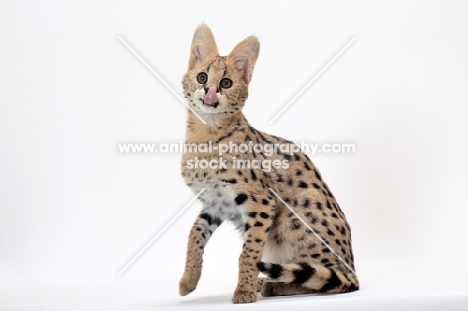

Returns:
1,0,468,310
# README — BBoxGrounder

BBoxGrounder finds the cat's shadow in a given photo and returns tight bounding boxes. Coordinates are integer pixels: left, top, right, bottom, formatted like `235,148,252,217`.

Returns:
179,294,235,306
179,293,322,306
179,294,295,306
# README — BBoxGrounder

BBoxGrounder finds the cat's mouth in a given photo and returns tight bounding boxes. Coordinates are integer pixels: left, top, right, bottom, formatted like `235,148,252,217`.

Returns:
203,101,219,109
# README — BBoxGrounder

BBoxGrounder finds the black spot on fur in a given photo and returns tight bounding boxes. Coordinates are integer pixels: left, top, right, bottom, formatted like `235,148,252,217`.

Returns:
221,178,237,184
324,184,335,198
259,212,269,219
314,169,322,181
215,128,236,143
262,199,269,205
304,162,312,171
312,183,321,189
298,181,308,188
254,221,264,227
292,262,315,285
273,233,283,244
319,269,342,292
302,198,310,208
291,218,301,230
306,212,318,224
248,212,257,218
199,212,221,226
235,193,248,205
250,169,257,181
244,223,251,232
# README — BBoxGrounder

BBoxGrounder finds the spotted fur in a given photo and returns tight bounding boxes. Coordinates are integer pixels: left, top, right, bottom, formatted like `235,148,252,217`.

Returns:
179,25,359,304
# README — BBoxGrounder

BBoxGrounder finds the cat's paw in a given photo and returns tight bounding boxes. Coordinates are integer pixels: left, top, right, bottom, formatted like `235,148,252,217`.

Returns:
261,282,277,297
232,288,257,304
179,275,197,296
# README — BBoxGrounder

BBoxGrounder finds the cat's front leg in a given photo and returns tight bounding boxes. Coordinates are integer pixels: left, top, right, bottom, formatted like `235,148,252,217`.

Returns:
179,211,222,296
232,202,273,304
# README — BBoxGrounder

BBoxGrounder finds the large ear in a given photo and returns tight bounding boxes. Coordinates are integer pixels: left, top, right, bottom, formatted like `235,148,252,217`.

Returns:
188,25,219,70
228,36,260,84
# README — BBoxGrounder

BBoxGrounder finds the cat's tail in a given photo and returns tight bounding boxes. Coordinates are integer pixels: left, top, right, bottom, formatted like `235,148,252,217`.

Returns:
257,261,359,294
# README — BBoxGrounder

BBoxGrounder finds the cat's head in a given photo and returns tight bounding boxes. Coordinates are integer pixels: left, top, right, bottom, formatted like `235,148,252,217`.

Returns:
182,25,259,119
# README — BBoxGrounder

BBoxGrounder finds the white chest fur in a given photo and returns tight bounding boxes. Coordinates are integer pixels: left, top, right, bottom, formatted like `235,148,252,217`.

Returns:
190,181,250,233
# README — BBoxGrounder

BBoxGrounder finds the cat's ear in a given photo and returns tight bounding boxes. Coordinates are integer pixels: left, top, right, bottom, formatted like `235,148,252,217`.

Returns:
188,25,219,70
228,36,260,84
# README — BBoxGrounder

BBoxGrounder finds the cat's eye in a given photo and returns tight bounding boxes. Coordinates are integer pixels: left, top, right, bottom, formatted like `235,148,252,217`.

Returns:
197,72,208,84
220,78,232,89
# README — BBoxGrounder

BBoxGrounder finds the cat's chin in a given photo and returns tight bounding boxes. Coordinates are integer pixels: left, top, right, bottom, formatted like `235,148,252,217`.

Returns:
199,103,221,114
203,102,219,109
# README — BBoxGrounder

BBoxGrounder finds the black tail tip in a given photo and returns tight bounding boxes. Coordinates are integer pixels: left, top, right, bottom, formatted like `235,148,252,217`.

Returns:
257,261,266,272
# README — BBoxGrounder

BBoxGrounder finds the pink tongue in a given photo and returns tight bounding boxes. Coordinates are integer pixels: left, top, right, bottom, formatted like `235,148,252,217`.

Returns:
204,86,218,106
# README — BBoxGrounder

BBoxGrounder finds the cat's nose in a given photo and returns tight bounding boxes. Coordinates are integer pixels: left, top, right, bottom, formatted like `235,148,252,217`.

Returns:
204,86,217,94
